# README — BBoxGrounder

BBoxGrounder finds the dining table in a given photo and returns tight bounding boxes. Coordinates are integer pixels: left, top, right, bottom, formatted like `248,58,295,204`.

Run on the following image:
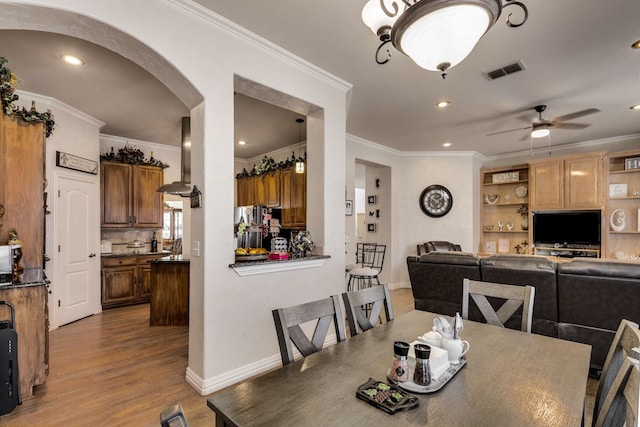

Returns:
207,310,591,426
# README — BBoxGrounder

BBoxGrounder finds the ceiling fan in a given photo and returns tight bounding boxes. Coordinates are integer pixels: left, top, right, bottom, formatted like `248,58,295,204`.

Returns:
487,105,600,139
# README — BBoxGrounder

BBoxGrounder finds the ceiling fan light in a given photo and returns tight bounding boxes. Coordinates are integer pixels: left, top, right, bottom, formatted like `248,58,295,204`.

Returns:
398,4,492,71
362,0,406,38
630,103,640,110
531,127,550,138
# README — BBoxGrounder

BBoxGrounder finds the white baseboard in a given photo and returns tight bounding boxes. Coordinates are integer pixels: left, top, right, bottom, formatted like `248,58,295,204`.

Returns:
388,281,411,290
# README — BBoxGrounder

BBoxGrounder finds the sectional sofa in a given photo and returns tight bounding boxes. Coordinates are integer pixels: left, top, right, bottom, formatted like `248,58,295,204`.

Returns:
407,252,640,374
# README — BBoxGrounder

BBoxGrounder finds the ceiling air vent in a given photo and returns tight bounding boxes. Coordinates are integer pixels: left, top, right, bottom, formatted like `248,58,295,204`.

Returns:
483,61,526,81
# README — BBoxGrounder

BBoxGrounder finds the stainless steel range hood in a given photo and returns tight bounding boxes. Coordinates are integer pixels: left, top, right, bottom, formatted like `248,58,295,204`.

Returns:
157,117,192,197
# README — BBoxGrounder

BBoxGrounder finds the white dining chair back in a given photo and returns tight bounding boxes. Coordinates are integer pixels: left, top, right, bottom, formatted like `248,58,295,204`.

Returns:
594,319,640,425
462,278,535,333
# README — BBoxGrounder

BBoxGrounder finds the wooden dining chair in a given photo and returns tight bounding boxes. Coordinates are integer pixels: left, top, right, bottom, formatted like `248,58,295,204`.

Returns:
272,295,346,366
593,319,640,425
593,355,640,427
342,283,394,337
462,278,535,333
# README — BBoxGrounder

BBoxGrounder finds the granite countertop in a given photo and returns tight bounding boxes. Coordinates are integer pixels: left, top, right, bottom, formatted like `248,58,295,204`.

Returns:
0,268,49,288
150,255,190,264
229,254,330,268
101,251,171,258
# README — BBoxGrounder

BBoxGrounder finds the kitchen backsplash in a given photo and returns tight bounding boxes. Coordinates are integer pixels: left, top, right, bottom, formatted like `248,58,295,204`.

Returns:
101,229,163,254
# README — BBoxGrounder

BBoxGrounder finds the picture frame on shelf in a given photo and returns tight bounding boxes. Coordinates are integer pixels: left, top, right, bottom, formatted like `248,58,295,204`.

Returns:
345,200,353,216
498,239,510,253
485,241,496,254
609,183,628,198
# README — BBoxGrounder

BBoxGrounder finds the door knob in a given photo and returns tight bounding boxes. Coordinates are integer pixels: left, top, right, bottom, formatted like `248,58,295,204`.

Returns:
88,253,96,258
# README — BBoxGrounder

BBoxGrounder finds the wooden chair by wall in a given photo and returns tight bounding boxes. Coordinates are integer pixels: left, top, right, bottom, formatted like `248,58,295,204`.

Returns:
272,295,346,366
462,278,535,333
594,356,639,427
593,319,640,425
341,283,394,337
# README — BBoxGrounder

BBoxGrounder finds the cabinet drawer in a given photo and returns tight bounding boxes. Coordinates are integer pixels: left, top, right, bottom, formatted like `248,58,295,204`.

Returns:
102,257,137,267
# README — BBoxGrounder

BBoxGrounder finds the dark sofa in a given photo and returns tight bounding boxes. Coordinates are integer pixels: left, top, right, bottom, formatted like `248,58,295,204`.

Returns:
407,253,640,373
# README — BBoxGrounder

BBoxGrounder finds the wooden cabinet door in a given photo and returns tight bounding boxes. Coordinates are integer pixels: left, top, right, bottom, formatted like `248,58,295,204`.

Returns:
280,168,293,226
253,175,266,206
102,266,137,306
292,169,306,227
530,160,564,210
101,162,132,227
137,255,156,299
237,177,250,206
265,171,281,207
564,154,603,208
133,165,163,227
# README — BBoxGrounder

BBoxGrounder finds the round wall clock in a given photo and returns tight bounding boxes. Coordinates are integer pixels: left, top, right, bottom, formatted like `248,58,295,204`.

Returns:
419,185,453,218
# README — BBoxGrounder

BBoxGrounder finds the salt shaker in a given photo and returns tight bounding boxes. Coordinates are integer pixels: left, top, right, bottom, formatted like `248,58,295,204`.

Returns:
413,344,432,386
390,341,410,382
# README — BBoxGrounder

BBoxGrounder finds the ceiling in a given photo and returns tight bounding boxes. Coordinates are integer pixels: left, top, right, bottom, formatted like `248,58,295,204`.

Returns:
1,0,639,158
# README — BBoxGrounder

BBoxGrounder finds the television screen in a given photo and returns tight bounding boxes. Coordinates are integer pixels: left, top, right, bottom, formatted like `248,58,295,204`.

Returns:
533,210,601,245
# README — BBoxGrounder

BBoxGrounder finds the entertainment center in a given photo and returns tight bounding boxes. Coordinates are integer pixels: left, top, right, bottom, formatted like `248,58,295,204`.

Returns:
480,148,640,260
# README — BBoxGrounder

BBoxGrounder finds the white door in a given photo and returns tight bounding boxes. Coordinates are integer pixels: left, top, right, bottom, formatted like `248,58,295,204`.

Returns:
57,176,100,326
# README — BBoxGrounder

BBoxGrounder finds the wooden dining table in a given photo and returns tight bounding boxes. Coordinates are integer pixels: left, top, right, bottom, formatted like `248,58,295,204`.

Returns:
207,310,591,426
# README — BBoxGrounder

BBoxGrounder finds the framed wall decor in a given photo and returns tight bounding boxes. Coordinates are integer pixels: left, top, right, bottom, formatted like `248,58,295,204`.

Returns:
345,200,353,216
368,195,377,204
367,223,376,232
56,151,98,175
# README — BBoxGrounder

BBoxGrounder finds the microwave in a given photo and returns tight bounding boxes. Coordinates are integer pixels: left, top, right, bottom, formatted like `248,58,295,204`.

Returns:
0,245,18,285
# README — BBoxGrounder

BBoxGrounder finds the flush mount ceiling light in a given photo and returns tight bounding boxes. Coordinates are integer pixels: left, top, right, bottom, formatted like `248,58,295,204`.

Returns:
435,100,451,108
362,0,528,78
61,54,85,66
238,140,247,145
632,40,640,49
630,103,640,110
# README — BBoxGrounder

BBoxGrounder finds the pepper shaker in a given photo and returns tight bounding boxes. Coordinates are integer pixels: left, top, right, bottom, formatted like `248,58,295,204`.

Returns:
413,344,432,386
390,341,410,382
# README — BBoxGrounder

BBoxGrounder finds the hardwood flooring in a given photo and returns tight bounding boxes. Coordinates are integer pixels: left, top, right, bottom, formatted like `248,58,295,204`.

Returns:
0,288,595,426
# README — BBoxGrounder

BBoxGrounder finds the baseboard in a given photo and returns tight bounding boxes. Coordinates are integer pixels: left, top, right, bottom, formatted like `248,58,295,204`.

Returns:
388,281,411,290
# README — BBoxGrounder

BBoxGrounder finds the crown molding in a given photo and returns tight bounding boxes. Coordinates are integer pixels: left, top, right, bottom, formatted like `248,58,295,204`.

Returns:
15,89,105,128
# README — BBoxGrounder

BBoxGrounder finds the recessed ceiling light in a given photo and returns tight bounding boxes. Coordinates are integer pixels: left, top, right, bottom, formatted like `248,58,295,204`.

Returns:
61,55,85,66
443,142,452,147
238,140,247,145
630,104,640,110
435,100,451,108
632,40,640,49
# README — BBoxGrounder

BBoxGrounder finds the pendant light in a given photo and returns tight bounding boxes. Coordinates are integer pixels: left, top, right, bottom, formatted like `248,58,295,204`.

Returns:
295,118,305,174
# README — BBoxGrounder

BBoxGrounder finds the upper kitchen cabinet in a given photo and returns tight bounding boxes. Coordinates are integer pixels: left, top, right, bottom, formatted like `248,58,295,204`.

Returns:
281,166,306,229
236,170,281,208
529,152,604,210
101,162,164,228
0,113,46,268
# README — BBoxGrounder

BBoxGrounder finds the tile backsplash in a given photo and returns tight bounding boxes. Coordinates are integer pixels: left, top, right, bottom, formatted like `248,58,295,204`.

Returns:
101,229,162,254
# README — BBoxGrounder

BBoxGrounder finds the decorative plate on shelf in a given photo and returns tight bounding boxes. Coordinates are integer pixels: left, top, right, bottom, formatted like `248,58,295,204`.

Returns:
515,185,528,198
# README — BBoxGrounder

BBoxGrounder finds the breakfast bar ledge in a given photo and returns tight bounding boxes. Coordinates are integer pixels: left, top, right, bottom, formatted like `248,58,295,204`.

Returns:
229,255,330,276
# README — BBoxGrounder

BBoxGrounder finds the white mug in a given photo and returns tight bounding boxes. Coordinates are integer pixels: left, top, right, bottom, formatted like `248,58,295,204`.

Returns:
441,338,470,364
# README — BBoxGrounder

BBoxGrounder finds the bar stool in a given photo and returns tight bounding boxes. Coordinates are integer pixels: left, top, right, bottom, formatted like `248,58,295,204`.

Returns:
346,244,386,291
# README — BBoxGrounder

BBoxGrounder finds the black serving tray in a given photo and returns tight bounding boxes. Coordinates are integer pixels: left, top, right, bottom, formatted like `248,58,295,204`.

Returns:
356,378,419,415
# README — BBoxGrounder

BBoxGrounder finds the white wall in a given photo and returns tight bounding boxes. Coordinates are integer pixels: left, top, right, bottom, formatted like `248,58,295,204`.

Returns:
0,0,351,395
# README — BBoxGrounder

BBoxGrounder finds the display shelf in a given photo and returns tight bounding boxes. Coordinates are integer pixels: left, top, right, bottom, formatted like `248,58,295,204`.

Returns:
606,148,640,259
482,179,528,186
533,246,600,258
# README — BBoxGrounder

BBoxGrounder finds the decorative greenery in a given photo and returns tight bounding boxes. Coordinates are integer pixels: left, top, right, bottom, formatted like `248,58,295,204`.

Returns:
290,230,314,254
1,57,56,138
100,143,170,169
517,203,529,218
236,151,306,178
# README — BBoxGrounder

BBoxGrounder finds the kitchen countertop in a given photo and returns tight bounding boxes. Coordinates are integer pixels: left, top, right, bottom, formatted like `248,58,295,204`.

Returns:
0,268,49,288
149,255,190,264
100,251,171,258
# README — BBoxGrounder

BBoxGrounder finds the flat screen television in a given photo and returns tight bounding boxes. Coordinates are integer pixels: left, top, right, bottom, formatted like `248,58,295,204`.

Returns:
533,210,601,246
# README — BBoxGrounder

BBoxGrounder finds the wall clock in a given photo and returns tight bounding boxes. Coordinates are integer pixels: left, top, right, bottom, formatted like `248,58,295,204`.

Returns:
419,185,453,218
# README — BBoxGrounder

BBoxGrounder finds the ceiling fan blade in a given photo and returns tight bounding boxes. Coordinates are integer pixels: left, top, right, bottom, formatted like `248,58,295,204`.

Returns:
487,125,532,136
552,122,591,130
551,108,600,122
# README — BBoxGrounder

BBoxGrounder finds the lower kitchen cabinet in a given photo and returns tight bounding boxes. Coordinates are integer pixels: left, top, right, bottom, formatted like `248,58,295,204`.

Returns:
101,255,157,309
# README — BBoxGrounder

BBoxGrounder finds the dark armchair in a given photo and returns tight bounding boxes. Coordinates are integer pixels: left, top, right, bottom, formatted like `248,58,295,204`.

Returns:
417,241,462,256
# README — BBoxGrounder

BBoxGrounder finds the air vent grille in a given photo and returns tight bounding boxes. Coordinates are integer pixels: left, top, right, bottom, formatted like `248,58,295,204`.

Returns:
483,61,526,80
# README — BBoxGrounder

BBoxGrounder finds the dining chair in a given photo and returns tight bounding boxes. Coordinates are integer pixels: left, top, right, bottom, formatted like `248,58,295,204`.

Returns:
272,295,346,365
593,319,640,425
593,355,639,427
346,244,386,291
342,283,394,337
462,278,535,333
345,243,375,277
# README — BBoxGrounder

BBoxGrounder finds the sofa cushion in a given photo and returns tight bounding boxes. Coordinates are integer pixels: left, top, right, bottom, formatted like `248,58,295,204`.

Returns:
558,259,640,331
557,322,614,372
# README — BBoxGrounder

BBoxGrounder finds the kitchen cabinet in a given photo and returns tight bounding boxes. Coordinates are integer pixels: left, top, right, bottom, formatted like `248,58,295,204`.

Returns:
101,254,157,309
0,113,46,268
529,152,604,210
100,162,164,228
479,165,530,255
150,257,189,326
236,170,281,207
605,148,640,259
281,166,306,229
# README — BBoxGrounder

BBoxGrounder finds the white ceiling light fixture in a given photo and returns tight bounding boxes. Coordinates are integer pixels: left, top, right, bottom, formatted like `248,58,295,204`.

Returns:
61,54,85,66
435,100,451,108
531,124,550,138
362,0,529,79
238,140,247,145
630,103,640,110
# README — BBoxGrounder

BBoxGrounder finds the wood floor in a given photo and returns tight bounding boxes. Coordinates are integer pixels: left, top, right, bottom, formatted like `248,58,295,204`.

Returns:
0,288,595,426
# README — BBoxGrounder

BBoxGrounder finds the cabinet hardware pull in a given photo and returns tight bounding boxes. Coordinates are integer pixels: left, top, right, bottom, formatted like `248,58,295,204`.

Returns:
0,203,4,218
88,253,96,258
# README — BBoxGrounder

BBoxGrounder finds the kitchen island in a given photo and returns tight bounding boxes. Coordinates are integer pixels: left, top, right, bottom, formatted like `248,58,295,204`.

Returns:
149,255,189,326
